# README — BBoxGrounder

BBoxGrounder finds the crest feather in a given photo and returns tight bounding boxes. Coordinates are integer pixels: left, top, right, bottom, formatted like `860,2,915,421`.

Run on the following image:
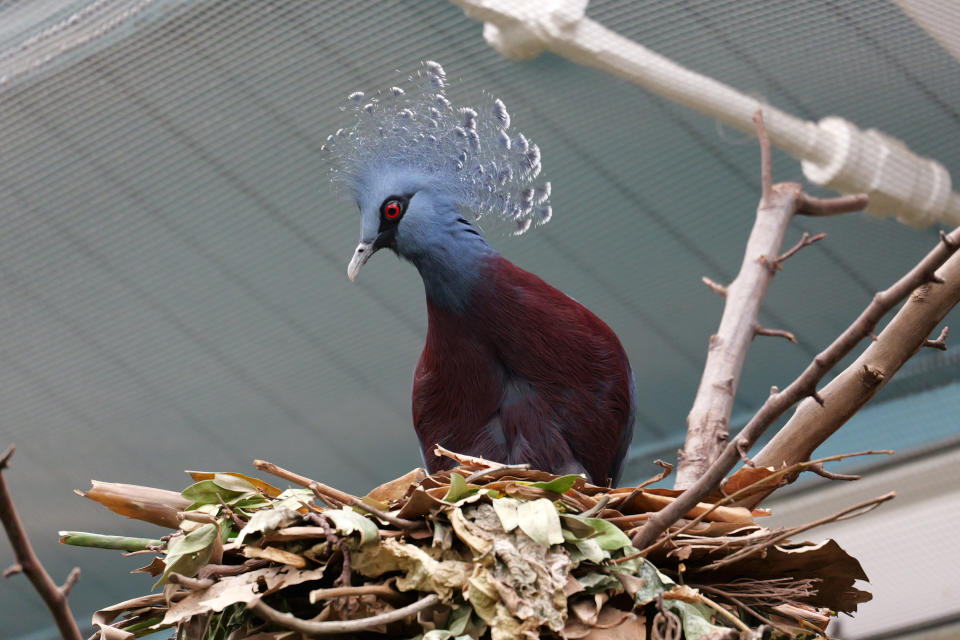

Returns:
323,61,552,233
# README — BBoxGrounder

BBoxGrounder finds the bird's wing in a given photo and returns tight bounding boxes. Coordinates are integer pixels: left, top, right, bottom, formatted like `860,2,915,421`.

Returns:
474,256,635,485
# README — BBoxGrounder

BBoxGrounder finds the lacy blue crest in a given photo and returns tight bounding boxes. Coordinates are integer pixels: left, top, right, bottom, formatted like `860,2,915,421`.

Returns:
322,61,552,234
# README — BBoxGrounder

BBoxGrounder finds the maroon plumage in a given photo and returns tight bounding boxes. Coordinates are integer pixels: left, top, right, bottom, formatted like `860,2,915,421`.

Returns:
412,255,635,485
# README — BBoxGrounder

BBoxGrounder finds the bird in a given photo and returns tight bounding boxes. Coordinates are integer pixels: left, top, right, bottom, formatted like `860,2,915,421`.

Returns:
324,61,635,486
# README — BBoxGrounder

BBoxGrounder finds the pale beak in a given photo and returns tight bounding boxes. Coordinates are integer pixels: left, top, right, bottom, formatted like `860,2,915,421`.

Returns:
347,241,375,282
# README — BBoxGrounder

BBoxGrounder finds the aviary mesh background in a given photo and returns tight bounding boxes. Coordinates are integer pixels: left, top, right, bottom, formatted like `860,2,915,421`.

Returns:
0,1,958,636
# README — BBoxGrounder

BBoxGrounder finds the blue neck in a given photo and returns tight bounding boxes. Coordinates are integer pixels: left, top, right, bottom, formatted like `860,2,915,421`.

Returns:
403,219,495,312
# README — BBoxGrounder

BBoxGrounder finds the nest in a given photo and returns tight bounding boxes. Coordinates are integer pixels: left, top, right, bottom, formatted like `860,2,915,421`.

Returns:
65,448,872,640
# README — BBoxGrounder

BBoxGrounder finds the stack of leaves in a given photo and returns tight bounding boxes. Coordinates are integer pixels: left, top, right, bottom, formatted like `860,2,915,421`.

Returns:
63,449,872,640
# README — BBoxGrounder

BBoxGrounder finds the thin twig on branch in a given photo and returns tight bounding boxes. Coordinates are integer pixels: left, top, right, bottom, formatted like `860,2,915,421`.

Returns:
797,193,869,216
777,232,826,264
248,593,439,635
754,326,797,343
0,445,83,640
701,276,727,297
702,492,895,570
923,326,949,350
635,223,960,548
616,450,891,562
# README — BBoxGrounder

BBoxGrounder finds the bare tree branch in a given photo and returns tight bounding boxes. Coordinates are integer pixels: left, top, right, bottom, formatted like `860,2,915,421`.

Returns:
743,253,960,506
635,224,960,548
0,445,83,640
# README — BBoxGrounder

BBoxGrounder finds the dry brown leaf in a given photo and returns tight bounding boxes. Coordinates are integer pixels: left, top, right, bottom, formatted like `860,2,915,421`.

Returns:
396,487,449,520
131,556,166,577
365,467,427,504
243,545,307,568
79,481,190,528
162,566,327,625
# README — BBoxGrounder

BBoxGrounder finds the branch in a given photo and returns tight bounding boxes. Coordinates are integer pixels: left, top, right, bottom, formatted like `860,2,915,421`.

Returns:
701,276,727,297
923,325,949,350
253,459,419,530
796,193,869,216
702,492,895,570
754,326,797,343
0,445,83,640
248,593,439,634
635,225,960,548
777,232,826,264
743,246,960,506
676,110,803,489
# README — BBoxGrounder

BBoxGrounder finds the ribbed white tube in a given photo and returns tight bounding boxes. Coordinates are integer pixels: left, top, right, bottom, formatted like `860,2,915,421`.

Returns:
450,0,960,228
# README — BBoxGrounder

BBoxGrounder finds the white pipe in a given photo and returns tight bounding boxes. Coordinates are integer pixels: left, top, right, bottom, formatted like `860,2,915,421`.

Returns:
450,0,960,228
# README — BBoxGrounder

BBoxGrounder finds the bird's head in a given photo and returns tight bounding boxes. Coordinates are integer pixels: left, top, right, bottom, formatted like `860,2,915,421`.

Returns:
323,61,552,283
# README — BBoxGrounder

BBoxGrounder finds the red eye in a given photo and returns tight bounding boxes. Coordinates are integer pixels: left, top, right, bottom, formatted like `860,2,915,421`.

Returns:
384,201,403,220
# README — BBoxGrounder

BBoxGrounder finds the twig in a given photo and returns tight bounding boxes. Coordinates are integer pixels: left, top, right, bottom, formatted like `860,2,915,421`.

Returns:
754,326,797,343
309,583,403,603
0,445,83,640
464,463,530,483
178,511,217,524
616,450,892,562
683,590,752,634
776,232,826,264
198,558,268,580
167,573,215,590
696,584,792,636
923,326,949,350
796,193,869,216
254,459,420,530
579,495,610,518
217,494,248,528
253,459,354,508
701,276,727,297
749,229,960,502
807,463,860,481
636,224,960,548
248,593,439,634
702,492,895,570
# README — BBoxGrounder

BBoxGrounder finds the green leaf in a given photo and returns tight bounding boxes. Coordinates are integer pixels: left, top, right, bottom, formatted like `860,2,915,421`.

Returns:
447,604,473,635
181,480,252,509
560,514,598,541
619,557,669,605
527,474,580,494
516,498,564,546
491,496,520,532
664,600,732,640
443,473,477,502
577,570,620,593
154,523,218,588
326,507,379,545
562,514,631,551
573,538,608,563
212,473,258,494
